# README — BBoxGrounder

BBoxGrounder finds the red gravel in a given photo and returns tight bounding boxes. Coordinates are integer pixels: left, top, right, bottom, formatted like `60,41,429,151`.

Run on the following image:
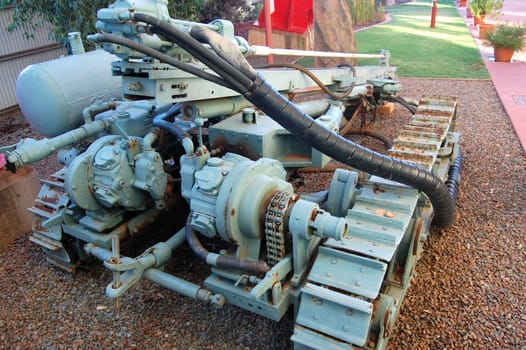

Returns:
0,78,524,349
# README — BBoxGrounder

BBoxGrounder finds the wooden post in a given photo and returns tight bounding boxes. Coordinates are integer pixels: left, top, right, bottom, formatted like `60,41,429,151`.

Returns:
431,0,438,28
264,0,274,63
0,167,40,251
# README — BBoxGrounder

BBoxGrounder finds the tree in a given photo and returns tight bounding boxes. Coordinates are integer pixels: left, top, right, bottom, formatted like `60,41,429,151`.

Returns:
0,0,106,44
199,0,259,23
0,0,203,50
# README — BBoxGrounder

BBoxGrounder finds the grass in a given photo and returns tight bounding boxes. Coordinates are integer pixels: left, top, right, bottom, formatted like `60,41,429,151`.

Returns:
355,0,489,78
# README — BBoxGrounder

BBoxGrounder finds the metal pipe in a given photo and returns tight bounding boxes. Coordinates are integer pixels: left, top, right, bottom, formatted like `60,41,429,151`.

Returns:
82,100,117,124
297,100,331,117
251,46,387,59
181,96,252,119
111,236,122,309
6,119,108,169
85,226,224,307
165,227,186,250
67,32,85,55
263,0,273,63
185,216,270,274
142,268,223,307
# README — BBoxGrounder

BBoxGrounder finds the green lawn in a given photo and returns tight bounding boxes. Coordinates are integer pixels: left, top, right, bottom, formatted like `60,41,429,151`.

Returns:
355,0,489,78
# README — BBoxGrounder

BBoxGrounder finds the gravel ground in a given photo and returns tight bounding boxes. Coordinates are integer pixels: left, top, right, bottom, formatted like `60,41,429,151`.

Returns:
0,77,525,349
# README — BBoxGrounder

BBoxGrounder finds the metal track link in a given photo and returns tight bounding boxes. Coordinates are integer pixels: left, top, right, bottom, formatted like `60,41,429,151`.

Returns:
389,95,457,171
293,182,419,349
292,95,458,350
29,168,77,269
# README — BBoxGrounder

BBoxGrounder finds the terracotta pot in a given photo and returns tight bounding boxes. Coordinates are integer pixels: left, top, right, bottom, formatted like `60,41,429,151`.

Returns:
473,15,486,26
458,0,467,7
478,23,495,39
493,46,514,62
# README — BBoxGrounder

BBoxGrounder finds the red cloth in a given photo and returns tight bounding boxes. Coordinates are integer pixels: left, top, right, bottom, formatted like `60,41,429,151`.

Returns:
255,0,313,34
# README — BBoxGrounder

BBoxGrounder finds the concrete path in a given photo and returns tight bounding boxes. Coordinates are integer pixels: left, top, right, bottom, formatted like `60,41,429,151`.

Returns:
458,0,526,152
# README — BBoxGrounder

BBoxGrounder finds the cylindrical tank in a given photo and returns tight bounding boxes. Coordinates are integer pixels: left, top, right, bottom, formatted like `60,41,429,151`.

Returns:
16,50,122,137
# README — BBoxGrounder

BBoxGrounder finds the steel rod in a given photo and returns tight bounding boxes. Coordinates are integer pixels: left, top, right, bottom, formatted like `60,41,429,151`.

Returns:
251,46,386,59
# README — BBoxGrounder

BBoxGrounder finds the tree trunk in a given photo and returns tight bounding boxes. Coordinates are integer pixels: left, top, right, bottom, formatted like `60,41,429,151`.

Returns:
313,0,357,67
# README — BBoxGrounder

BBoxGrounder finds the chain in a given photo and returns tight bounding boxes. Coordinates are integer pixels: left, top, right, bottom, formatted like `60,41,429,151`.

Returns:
264,191,296,266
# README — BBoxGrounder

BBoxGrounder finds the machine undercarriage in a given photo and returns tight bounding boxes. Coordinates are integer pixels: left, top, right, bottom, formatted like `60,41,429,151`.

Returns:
0,1,461,349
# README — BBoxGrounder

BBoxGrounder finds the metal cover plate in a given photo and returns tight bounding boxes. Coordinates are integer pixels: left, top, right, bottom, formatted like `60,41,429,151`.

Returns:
296,283,372,346
291,325,355,350
324,235,397,262
308,246,387,299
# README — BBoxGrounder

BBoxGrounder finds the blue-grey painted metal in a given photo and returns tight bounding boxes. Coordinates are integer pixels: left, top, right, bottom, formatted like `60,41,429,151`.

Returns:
16,49,122,136
296,282,373,346
0,1,461,349
209,103,343,168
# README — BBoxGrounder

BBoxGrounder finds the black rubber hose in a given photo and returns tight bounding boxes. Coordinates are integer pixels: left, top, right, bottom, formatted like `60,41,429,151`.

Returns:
131,13,253,94
445,149,462,204
244,76,455,227
386,95,417,114
185,216,270,274
345,128,393,149
190,25,258,81
88,33,230,89
118,17,456,227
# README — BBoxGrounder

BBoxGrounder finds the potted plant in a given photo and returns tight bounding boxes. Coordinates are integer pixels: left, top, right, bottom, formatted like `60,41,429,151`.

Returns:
483,23,526,62
469,0,504,25
478,22,496,38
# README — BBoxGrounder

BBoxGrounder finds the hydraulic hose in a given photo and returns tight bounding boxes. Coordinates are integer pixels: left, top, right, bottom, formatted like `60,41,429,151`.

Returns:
88,33,230,89
153,104,188,140
119,13,456,227
243,76,455,227
153,104,195,155
345,128,393,149
255,63,356,100
386,95,417,114
185,216,270,274
131,12,253,94
155,103,182,122
445,149,462,204
189,25,258,81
